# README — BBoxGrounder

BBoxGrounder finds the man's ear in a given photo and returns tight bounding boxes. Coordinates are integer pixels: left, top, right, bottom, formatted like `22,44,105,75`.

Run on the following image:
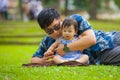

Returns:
75,30,78,34
60,17,63,21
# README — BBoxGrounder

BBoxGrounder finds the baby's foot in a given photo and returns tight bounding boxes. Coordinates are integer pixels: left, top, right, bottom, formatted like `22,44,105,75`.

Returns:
75,59,81,63
61,60,68,63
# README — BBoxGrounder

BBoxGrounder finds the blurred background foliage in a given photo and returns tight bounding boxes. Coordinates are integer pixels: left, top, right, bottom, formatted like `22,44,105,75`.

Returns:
114,0,120,8
1,0,120,21
0,2,120,79
41,0,120,20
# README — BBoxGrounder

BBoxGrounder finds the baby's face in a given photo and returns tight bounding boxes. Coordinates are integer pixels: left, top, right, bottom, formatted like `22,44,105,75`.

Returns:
62,25,76,40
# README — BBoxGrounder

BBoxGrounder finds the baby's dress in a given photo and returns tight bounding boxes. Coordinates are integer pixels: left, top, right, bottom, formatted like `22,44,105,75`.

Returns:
56,37,82,61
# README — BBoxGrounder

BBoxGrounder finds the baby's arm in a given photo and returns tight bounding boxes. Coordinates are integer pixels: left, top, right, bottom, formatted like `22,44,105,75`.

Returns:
44,40,60,57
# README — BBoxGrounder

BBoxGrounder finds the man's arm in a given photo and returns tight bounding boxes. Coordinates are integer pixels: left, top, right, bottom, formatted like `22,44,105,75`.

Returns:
31,35,55,63
68,14,96,51
47,40,60,52
44,40,60,57
55,29,96,56
68,29,96,51
56,14,96,55
31,55,54,64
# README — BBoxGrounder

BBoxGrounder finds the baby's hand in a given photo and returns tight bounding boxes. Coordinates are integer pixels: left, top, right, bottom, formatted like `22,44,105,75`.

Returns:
44,51,54,57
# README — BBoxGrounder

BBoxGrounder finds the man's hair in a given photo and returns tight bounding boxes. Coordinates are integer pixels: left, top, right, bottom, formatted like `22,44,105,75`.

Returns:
37,8,60,29
62,18,78,32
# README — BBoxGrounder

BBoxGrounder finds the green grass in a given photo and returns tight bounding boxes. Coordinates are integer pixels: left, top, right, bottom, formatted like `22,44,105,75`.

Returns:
0,45,120,80
0,20,120,80
89,20,120,31
0,21,45,35
0,21,46,44
0,37,43,43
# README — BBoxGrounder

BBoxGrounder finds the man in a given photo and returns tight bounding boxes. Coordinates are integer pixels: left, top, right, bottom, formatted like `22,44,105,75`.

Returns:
31,8,120,65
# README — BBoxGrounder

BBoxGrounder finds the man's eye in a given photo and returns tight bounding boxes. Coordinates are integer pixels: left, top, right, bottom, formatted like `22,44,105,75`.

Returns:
54,25,60,30
46,28,52,32
63,30,66,32
46,28,54,34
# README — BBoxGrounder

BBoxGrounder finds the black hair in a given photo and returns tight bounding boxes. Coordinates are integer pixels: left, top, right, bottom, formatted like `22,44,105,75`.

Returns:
62,18,78,32
37,8,60,29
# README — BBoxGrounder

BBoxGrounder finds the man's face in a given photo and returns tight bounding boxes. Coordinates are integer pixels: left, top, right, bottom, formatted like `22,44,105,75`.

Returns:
45,19,62,39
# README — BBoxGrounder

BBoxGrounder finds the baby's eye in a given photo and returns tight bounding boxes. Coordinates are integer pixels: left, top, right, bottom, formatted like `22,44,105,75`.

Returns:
69,31,72,32
63,30,66,32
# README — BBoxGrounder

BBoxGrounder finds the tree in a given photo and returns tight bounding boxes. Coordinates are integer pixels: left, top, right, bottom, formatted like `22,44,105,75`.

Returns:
43,0,60,11
74,0,101,20
64,0,69,15
19,0,23,20
88,0,98,20
74,0,89,10
114,0,120,8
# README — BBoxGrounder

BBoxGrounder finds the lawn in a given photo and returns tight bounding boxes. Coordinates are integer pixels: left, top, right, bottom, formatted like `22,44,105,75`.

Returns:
0,20,120,80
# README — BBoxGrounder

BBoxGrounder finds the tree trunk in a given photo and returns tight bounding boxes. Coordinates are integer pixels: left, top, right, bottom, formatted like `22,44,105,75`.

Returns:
88,0,98,20
19,0,23,20
64,0,68,15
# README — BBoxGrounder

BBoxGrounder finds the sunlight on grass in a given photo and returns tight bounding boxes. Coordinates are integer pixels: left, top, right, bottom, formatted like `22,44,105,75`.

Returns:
89,20,120,31
0,20,120,80
0,37,43,43
0,45,120,80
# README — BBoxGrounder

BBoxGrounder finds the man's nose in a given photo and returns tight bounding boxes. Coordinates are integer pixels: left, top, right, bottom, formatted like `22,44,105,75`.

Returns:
53,30,58,33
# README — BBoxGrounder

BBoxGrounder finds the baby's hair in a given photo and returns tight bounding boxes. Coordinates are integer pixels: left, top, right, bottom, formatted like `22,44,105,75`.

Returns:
62,18,78,32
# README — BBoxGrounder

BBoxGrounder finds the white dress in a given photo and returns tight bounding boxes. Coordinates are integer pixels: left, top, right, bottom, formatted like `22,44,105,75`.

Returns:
56,37,82,61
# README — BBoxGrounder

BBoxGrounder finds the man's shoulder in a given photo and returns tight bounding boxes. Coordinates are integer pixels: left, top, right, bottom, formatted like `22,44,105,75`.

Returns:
42,35,55,42
69,14,84,23
41,35,56,48
69,14,82,18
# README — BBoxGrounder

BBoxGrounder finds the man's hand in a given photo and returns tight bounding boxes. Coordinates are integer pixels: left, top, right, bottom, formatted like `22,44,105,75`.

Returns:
43,51,54,62
42,54,54,63
31,54,54,64
55,44,66,56
44,51,54,57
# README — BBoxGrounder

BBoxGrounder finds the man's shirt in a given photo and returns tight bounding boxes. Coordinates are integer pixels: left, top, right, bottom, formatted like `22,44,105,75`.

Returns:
33,14,117,62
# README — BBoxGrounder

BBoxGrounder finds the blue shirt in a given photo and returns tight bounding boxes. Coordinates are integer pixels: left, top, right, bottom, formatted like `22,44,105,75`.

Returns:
57,37,82,61
33,14,117,62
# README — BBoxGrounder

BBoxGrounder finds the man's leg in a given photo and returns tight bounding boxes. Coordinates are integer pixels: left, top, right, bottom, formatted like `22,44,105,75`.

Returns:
100,46,120,66
31,57,42,63
76,54,89,64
